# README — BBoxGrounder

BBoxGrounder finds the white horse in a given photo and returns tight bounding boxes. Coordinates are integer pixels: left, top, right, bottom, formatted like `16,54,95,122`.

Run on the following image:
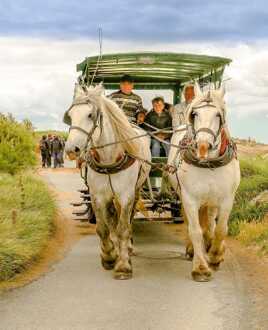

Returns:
64,84,151,280
168,83,240,281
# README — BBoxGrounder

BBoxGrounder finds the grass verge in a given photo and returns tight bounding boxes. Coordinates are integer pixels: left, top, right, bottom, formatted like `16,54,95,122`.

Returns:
237,218,268,255
229,157,268,254
0,172,56,281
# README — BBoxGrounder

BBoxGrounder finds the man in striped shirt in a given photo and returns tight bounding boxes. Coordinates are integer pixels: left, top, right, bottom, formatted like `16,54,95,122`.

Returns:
109,75,146,124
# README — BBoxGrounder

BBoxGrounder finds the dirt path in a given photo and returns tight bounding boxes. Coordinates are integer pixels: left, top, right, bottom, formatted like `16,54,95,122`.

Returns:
0,164,267,330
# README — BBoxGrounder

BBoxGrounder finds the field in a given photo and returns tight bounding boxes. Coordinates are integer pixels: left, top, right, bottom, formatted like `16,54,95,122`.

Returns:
230,140,268,254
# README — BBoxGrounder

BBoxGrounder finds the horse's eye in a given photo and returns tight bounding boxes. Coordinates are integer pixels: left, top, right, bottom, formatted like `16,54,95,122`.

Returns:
88,113,92,119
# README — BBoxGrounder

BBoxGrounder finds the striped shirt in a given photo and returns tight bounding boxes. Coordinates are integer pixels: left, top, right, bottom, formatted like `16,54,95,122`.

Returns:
109,90,146,123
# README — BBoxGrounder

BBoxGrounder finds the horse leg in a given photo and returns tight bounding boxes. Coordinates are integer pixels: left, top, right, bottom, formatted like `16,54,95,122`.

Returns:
96,222,117,270
202,206,217,253
182,207,194,259
94,202,117,270
208,200,232,269
113,200,133,280
182,193,212,282
186,206,217,259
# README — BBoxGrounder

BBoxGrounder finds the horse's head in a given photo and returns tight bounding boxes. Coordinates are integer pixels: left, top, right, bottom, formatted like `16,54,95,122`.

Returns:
186,82,226,160
64,84,104,159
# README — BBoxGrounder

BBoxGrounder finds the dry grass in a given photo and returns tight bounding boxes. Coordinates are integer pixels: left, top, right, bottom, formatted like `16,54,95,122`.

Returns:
237,217,268,255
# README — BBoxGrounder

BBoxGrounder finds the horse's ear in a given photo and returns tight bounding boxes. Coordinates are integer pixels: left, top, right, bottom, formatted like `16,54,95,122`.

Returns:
213,85,225,100
94,83,105,96
218,85,225,99
73,83,85,99
194,81,203,98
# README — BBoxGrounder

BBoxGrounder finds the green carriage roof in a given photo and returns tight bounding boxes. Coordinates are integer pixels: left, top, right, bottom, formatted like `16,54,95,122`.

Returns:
77,52,231,90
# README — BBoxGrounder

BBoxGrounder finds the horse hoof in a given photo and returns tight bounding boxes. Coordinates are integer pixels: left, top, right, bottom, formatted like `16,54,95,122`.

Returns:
113,271,133,280
191,269,212,282
209,262,221,271
208,254,224,269
101,259,115,270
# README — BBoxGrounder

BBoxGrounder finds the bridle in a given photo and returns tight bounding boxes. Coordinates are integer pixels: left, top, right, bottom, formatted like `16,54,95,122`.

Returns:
189,94,225,149
66,97,103,147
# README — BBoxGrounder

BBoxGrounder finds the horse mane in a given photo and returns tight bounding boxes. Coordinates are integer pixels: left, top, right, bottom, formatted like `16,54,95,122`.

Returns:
86,86,143,158
101,96,143,157
190,90,226,112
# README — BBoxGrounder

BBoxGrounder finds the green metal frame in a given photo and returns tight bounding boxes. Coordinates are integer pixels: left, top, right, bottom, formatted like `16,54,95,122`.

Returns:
77,52,231,105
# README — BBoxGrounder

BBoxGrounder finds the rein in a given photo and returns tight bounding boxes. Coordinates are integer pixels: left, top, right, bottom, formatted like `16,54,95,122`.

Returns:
194,127,220,143
66,93,234,175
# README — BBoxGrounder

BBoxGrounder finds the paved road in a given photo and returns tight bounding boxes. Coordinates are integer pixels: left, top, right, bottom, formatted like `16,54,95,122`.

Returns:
0,164,257,330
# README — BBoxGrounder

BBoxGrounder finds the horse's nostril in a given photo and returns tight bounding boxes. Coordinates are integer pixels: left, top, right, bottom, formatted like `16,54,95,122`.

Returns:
75,146,80,153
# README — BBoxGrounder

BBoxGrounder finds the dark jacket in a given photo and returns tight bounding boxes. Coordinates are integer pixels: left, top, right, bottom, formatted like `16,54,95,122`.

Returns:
51,138,63,153
144,106,172,138
39,138,49,152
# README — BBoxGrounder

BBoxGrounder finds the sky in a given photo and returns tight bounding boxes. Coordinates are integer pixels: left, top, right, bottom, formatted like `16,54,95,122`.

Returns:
0,0,268,142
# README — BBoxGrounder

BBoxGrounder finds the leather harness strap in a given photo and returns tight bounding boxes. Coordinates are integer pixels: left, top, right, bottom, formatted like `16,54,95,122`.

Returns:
194,127,219,143
88,153,136,174
181,138,237,169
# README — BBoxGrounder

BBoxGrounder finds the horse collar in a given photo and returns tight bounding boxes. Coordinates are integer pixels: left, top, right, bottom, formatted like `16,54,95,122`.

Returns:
88,153,136,174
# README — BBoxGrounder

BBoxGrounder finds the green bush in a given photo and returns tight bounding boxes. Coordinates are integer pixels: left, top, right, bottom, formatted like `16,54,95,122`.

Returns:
229,158,268,235
0,114,36,174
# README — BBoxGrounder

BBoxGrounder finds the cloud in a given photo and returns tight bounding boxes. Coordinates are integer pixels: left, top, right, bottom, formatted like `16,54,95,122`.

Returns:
0,1,268,42
0,37,268,142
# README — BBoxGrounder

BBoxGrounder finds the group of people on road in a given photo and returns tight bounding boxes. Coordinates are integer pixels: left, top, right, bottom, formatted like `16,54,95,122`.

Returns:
109,74,195,157
39,134,65,168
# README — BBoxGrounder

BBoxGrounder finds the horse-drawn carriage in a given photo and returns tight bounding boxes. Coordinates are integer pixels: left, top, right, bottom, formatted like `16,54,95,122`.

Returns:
64,51,241,281
69,52,231,223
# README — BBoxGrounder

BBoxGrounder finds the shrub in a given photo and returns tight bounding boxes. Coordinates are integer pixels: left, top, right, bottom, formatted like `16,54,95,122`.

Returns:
0,114,36,174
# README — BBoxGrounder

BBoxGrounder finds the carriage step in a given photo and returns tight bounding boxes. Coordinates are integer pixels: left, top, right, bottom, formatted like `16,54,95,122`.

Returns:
134,218,174,224
72,210,89,216
73,217,89,222
80,194,91,198
71,201,91,207
78,189,89,194
173,217,184,224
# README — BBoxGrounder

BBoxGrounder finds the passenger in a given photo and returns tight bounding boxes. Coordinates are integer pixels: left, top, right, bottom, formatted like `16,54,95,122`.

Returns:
39,135,49,168
109,74,146,124
144,97,172,157
173,84,195,128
